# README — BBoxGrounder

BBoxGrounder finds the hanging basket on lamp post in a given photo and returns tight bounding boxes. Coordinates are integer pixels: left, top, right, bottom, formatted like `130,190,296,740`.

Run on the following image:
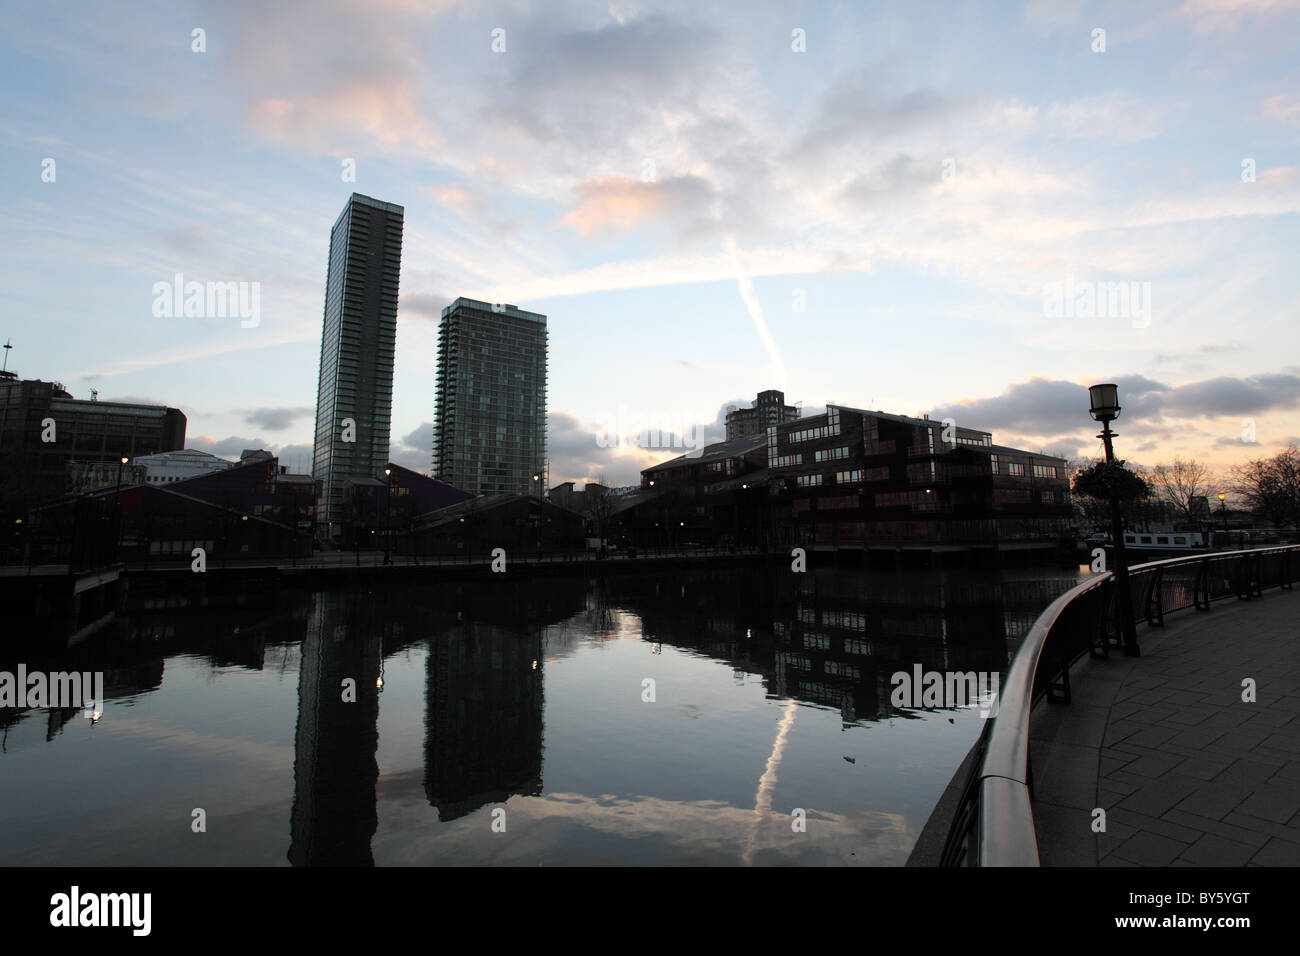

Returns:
1072,460,1148,501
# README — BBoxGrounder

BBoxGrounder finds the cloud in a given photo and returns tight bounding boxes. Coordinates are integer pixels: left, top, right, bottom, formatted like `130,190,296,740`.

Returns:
560,175,715,236
399,292,450,322
1044,93,1167,141
424,184,522,238
389,422,431,474
546,403,732,487
839,154,941,210
242,406,314,430
1261,92,1300,126
191,435,272,458
185,437,309,472
157,223,210,256
1180,0,1300,34
926,372,1276,434
1163,372,1300,416
927,377,1125,436
221,0,451,154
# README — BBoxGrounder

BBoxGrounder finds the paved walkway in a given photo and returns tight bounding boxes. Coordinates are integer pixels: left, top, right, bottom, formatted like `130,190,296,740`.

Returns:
1031,587,1300,866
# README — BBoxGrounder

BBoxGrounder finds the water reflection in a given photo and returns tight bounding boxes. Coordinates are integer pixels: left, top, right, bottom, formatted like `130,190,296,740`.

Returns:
0,564,1084,865
288,592,382,866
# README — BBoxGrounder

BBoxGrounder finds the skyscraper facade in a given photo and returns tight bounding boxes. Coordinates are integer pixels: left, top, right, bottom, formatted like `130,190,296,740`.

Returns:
433,298,547,497
312,194,404,528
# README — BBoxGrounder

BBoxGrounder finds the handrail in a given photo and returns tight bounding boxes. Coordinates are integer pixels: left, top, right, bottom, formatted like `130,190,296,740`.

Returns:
940,543,1299,866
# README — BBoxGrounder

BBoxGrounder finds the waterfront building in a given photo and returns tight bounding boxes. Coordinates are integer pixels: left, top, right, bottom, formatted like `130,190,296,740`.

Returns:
311,193,405,531
629,404,1071,549
725,389,801,440
0,370,185,507
635,433,769,546
340,463,472,549
432,298,548,497
765,405,1070,546
408,493,584,556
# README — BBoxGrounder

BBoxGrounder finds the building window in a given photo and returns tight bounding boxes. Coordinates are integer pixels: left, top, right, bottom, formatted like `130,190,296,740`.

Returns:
1006,462,1025,477
796,474,824,487
814,446,850,463
990,454,999,475
1033,463,1059,479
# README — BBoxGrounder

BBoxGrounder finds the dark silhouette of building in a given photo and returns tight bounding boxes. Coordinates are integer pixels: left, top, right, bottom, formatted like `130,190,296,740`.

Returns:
341,462,472,550
424,621,544,821
408,493,586,556
289,592,382,865
0,370,184,512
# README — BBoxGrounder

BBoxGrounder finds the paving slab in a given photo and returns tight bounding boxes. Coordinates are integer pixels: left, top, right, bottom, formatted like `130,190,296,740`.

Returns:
1031,587,1300,866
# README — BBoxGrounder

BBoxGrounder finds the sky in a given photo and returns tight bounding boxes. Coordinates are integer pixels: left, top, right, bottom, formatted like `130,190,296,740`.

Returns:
1,0,1297,487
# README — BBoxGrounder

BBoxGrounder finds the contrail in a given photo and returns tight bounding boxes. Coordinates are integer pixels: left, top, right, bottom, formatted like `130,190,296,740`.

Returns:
724,234,787,388
742,699,798,865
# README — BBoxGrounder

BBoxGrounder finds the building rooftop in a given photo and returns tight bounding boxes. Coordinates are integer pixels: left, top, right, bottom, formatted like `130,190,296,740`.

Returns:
132,449,232,464
825,403,993,439
440,297,547,324
987,443,1067,462
644,433,767,473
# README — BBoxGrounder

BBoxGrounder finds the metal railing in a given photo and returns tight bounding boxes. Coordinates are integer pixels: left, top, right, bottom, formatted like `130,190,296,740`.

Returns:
939,544,1298,866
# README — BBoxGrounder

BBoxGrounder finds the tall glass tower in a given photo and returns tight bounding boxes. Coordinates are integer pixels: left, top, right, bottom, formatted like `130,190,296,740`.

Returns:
433,298,548,496
312,194,404,529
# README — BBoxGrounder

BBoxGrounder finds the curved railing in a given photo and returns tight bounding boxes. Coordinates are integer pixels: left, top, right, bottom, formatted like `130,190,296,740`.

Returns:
939,544,1298,866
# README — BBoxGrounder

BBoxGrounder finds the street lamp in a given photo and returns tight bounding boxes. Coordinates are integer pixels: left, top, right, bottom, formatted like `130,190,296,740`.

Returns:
384,468,392,565
1218,492,1228,534
1088,383,1139,656
114,457,129,563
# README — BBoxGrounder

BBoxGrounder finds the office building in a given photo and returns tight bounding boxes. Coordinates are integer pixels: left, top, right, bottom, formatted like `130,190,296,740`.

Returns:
765,405,1071,545
432,298,547,496
0,370,185,507
311,193,404,530
725,389,801,440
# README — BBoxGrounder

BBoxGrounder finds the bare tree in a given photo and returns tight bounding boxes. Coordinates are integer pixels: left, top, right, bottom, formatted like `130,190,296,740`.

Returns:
1148,457,1212,525
585,473,614,541
1232,443,1300,530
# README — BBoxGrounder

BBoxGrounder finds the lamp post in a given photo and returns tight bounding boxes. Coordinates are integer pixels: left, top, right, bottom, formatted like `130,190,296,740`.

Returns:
383,468,392,566
1217,492,1228,535
115,456,129,563
1088,383,1140,657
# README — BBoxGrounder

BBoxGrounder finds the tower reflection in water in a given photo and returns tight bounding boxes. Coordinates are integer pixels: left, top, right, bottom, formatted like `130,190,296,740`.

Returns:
424,621,543,821
287,580,576,865
282,568,1080,865
288,591,382,866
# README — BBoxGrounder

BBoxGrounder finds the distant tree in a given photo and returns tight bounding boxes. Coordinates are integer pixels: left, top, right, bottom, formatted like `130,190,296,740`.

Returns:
1231,443,1300,530
1068,458,1110,530
1148,457,1212,526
